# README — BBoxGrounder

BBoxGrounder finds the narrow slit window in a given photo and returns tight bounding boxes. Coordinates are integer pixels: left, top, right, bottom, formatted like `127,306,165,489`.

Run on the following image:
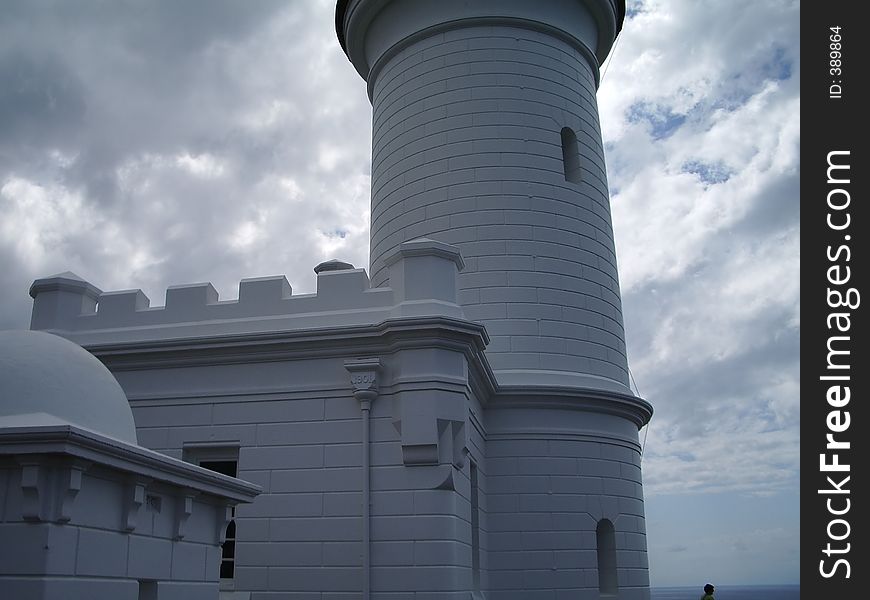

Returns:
561,127,582,184
596,518,618,595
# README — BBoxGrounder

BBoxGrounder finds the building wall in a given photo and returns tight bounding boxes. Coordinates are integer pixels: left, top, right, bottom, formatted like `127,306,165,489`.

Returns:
126,355,368,596
118,347,484,599
114,351,648,599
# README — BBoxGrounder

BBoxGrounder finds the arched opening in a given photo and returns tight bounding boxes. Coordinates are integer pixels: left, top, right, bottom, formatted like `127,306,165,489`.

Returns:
200,459,238,580
561,127,582,184
183,445,240,586
597,518,618,595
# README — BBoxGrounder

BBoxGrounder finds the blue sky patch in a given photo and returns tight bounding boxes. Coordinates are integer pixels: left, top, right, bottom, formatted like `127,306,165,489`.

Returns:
682,160,733,185
761,46,792,81
626,5,646,19
627,101,687,140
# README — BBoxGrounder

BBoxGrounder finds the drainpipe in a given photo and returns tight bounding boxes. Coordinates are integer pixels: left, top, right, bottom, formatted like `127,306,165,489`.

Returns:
345,358,381,600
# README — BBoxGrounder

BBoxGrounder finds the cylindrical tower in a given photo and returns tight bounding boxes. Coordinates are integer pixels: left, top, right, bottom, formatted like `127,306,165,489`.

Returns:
339,0,630,393
338,2,653,599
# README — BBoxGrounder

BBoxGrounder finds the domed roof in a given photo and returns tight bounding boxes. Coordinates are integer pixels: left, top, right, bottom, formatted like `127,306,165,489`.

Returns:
0,330,137,443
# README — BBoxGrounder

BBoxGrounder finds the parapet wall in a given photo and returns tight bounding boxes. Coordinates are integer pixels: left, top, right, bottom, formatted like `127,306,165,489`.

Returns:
29,238,466,344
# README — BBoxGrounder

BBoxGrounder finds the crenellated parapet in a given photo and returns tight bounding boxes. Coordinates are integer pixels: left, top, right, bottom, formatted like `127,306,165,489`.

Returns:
29,238,466,344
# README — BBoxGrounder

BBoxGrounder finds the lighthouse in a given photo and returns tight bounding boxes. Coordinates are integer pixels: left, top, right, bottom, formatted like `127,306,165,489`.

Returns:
27,1,652,598
337,0,652,597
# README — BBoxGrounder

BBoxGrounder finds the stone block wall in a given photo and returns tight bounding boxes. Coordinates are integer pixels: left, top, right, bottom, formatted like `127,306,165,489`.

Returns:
366,21,629,387
117,346,486,598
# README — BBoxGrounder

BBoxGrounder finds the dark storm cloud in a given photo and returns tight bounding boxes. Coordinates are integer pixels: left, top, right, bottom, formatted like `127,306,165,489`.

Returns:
0,0,284,144
0,0,373,330
0,50,86,147
1,0,339,213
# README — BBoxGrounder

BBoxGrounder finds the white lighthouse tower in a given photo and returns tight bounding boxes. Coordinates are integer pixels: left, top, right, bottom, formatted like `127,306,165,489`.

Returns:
337,0,652,597
339,0,632,392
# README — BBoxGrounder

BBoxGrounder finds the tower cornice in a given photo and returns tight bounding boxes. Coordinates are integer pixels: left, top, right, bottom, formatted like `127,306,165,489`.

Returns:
491,384,653,429
336,0,625,89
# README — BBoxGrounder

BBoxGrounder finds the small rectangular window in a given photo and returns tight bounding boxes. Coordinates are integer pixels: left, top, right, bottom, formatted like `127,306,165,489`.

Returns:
199,460,237,478
138,580,157,600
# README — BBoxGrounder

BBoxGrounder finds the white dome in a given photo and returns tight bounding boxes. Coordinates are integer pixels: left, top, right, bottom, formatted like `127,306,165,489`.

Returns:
0,330,137,443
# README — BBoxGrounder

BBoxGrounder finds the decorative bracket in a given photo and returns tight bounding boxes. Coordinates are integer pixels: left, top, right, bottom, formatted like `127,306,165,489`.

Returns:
218,505,234,544
57,461,89,523
439,418,468,469
390,387,469,470
17,457,91,522
174,489,199,540
19,461,42,521
123,477,152,532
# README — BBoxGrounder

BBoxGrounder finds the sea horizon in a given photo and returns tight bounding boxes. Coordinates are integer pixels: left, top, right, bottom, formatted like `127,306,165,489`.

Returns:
651,583,799,600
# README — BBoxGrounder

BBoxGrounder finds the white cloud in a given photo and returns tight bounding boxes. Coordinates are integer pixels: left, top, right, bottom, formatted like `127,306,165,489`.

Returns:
0,177,97,270
601,0,799,500
175,153,227,178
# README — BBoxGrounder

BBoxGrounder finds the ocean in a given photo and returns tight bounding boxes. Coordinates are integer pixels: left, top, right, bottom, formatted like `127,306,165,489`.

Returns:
651,585,799,600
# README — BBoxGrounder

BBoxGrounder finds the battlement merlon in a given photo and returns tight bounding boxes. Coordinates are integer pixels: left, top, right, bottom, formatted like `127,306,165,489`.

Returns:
28,238,467,345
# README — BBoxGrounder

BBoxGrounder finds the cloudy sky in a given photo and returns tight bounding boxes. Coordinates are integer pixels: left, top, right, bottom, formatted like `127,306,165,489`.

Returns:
0,0,799,587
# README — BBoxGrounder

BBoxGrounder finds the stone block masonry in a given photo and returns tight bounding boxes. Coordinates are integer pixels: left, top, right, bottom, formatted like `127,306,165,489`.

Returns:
364,15,630,390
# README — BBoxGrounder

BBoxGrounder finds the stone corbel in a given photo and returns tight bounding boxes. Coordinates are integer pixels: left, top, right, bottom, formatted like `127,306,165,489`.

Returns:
438,418,468,469
57,460,90,523
433,464,457,491
174,489,199,540
123,477,152,532
391,389,469,470
17,457,90,522
19,461,43,521
217,505,234,544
